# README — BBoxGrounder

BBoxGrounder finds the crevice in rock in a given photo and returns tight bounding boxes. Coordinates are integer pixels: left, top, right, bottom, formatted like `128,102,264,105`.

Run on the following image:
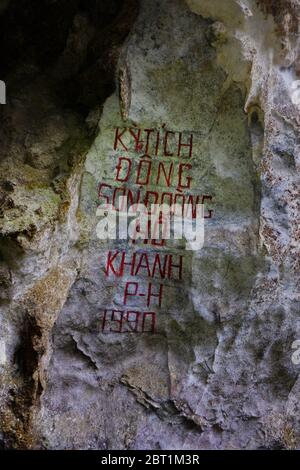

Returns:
120,376,204,433
69,335,99,371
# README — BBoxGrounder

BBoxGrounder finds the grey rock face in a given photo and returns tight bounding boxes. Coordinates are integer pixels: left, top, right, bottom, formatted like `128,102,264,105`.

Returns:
0,0,299,449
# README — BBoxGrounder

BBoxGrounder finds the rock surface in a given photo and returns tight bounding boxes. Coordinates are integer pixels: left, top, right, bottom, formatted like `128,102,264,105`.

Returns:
0,0,299,449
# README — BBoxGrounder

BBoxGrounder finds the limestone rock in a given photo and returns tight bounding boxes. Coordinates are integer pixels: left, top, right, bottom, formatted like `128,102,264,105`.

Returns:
0,0,299,450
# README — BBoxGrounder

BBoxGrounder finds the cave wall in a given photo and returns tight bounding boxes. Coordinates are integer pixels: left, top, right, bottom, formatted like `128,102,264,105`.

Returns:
0,0,299,450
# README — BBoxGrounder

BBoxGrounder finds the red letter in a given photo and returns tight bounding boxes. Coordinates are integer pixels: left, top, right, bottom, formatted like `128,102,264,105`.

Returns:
110,310,124,333
125,311,140,332
114,127,128,151
136,159,152,185
202,195,213,218
134,253,151,277
168,255,183,280
98,183,111,204
124,281,139,305
156,162,174,187
144,191,159,210
142,312,156,333
101,309,108,332
105,251,121,276
129,128,143,152
147,283,163,307
164,131,175,156
178,133,193,158
151,254,168,279
178,163,192,190
115,157,132,182
144,129,155,156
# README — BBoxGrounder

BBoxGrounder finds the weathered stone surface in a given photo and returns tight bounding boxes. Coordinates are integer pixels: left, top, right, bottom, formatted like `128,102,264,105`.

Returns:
0,0,299,450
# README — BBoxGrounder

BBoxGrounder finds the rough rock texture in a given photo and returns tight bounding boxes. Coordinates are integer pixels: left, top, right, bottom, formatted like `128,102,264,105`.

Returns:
0,0,299,449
